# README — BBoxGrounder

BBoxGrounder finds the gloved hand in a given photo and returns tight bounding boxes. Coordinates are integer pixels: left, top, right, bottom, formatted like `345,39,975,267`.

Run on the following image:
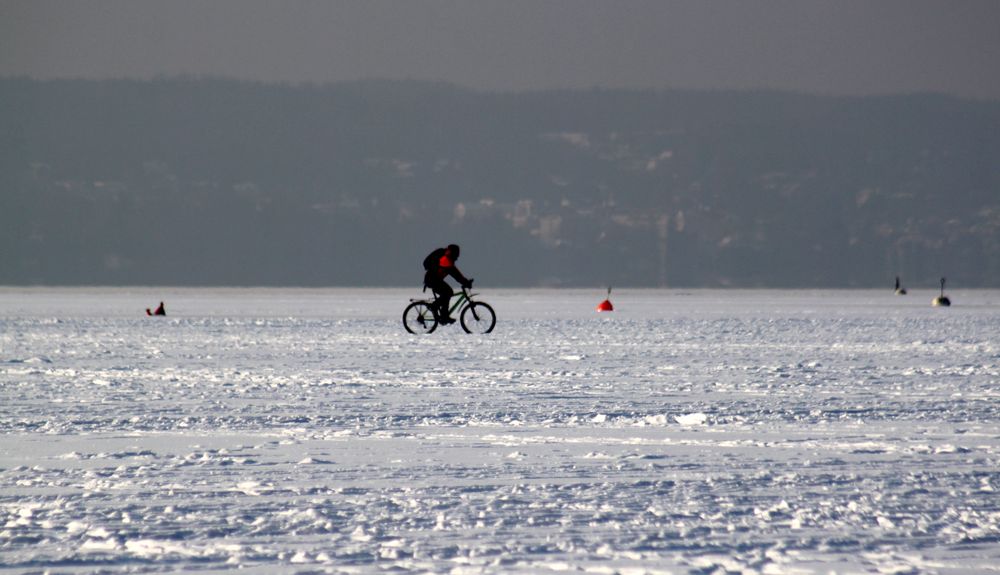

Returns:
462,278,474,289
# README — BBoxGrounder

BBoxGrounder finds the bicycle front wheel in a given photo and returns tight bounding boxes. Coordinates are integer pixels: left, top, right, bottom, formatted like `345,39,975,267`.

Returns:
460,301,496,334
403,301,438,334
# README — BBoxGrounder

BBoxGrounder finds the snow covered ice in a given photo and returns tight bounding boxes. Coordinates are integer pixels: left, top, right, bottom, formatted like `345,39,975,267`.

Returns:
2,287,1000,574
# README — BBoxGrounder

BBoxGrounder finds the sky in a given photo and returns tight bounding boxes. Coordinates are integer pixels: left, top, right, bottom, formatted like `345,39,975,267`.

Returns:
2,0,1000,99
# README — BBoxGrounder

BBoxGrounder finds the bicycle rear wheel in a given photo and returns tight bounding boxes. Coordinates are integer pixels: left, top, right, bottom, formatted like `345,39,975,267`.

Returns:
403,301,438,334
460,301,496,334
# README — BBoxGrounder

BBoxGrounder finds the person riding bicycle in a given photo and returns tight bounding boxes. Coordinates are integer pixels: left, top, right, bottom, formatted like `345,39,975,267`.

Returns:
423,244,473,324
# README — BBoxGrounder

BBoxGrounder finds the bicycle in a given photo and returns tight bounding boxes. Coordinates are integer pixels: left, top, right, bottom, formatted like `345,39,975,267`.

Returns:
403,284,496,334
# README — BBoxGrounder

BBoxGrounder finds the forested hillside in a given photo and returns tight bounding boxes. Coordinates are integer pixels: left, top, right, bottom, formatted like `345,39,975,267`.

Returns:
2,78,998,286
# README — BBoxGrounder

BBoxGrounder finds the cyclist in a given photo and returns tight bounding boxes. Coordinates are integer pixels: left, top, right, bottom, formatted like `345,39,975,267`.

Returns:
423,244,473,324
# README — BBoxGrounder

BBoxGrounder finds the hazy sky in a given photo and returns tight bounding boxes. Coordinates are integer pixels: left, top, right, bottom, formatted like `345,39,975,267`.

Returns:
2,0,999,99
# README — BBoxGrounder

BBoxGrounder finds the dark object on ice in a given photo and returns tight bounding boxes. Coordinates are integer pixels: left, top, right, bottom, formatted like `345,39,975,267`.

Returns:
894,276,907,295
403,282,495,334
422,244,472,324
597,287,614,312
932,278,951,307
146,302,166,316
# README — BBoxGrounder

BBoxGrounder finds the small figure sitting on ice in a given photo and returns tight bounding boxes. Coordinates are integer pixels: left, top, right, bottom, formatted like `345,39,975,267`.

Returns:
146,301,166,316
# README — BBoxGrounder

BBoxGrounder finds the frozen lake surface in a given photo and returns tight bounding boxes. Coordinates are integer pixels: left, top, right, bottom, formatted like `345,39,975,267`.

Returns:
2,287,999,574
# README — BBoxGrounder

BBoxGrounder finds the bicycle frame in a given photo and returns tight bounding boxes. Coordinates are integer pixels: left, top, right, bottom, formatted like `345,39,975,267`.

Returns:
409,286,478,318
445,288,476,316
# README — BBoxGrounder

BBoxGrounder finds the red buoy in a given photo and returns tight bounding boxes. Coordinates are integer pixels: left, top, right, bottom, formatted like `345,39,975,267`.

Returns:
596,287,614,312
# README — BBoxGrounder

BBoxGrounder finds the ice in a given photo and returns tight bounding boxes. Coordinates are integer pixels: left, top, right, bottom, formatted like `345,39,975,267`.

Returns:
673,413,707,426
2,287,1000,573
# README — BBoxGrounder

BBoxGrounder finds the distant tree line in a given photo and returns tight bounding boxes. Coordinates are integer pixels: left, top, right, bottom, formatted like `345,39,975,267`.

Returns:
1,77,998,286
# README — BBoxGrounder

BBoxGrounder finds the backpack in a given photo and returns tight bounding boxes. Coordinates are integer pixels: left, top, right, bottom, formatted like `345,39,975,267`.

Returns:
423,247,447,272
